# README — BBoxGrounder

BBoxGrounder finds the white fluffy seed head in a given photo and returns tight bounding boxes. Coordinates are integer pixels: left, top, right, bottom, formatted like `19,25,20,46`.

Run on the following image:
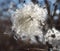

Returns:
11,2,47,44
45,27,60,46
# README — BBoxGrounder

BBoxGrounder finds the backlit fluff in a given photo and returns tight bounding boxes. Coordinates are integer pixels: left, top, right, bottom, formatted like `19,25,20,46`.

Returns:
11,2,47,44
45,27,60,47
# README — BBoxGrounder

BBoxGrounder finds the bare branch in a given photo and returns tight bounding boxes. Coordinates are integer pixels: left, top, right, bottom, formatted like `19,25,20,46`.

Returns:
44,0,50,16
53,0,58,17
31,0,38,4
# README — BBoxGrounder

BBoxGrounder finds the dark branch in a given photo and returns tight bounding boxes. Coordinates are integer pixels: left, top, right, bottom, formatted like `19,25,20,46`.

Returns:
53,0,58,17
44,0,50,16
31,0,38,4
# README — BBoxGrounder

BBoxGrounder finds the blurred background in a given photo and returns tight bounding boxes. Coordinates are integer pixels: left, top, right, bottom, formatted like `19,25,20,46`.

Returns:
0,0,59,20
0,0,60,51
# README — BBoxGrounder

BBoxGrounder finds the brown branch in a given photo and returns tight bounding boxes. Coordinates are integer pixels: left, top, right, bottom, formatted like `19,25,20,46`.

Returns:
31,0,38,4
44,0,50,16
53,0,58,17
